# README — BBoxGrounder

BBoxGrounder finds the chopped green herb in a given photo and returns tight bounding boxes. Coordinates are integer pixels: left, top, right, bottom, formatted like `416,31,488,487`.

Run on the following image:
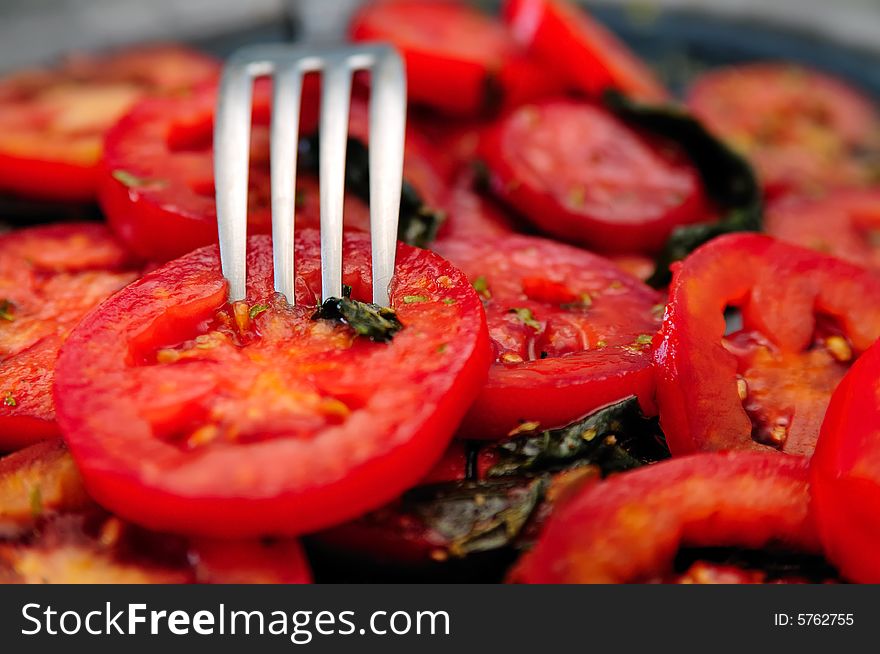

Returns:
508,421,541,438
561,293,593,311
0,299,14,321
472,276,491,299
403,295,429,304
248,304,270,320
312,296,404,343
596,340,608,348
3,392,15,407
509,307,541,331
442,298,457,305
29,486,42,517
651,303,666,319
436,343,448,354
111,169,167,189
635,334,653,346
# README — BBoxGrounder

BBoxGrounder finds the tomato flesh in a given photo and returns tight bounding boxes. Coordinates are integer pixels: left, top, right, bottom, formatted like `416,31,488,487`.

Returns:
434,234,662,438
54,230,490,537
767,189,880,271
511,451,820,583
687,64,879,200
654,233,880,456
811,339,880,583
0,45,219,202
480,100,708,254
0,224,141,450
503,0,668,102
99,85,446,262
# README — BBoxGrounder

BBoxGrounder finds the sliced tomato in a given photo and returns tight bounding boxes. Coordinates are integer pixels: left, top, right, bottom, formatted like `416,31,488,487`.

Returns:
503,0,668,102
687,64,879,200
54,230,490,537
767,189,880,271
511,451,820,583
99,85,446,262
434,170,520,241
610,255,655,283
654,233,880,457
0,224,142,450
433,233,662,439
0,45,219,202
811,338,880,583
350,0,563,116
189,539,311,584
480,100,708,254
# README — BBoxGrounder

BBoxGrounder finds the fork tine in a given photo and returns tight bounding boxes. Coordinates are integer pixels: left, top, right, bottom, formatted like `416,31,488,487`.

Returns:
318,55,354,302
214,63,255,303
270,65,303,304
368,47,407,306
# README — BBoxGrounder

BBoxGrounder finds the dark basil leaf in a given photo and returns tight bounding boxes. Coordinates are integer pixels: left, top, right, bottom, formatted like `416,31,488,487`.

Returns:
603,90,763,288
312,296,403,343
299,135,445,248
488,396,669,478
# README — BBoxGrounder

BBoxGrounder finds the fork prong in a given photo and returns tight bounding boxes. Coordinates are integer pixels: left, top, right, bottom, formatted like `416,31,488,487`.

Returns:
270,65,303,304
319,56,354,302
368,48,407,306
214,63,255,303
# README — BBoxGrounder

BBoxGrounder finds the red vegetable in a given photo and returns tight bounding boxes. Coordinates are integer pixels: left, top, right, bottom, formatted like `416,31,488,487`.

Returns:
503,0,669,102
480,100,708,254
350,0,562,116
434,233,662,439
688,63,879,200
0,45,219,201
654,233,880,456
766,189,880,271
0,224,141,450
54,230,490,537
811,338,880,583
511,451,821,583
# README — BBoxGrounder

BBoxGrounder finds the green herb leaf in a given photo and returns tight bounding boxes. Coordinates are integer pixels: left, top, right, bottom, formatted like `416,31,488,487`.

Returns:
472,276,491,299
487,396,669,479
603,91,763,288
248,304,270,320
312,296,404,343
111,169,167,189
403,295,429,304
0,299,14,321
509,307,541,331
29,486,42,517
3,392,15,407
298,135,446,248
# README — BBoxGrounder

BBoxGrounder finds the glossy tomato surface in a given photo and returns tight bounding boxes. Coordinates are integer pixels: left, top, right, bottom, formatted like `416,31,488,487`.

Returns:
434,233,662,438
654,233,880,456
480,100,708,254
688,63,879,200
503,0,668,102
512,451,820,583
0,224,142,450
54,230,490,537
811,339,880,583
0,45,219,201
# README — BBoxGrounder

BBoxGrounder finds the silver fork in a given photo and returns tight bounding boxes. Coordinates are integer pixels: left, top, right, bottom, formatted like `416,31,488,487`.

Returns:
213,43,407,307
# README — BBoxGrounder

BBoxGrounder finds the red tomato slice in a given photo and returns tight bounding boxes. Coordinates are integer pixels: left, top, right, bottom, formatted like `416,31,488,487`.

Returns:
434,170,520,241
99,85,446,262
767,189,880,271
503,0,669,102
480,100,708,254
811,338,880,583
687,64,879,200
654,233,880,457
54,230,490,537
189,539,311,584
0,224,142,450
511,451,820,583
0,45,219,202
350,0,563,116
433,234,662,439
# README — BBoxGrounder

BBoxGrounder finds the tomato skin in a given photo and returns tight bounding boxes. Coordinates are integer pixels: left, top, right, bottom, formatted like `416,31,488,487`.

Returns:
189,540,311,584
480,100,708,254
511,451,820,583
811,339,880,583
54,230,490,537
0,224,141,451
766,189,880,272
434,234,662,439
654,233,880,456
503,0,668,102
687,64,879,200
0,45,219,201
